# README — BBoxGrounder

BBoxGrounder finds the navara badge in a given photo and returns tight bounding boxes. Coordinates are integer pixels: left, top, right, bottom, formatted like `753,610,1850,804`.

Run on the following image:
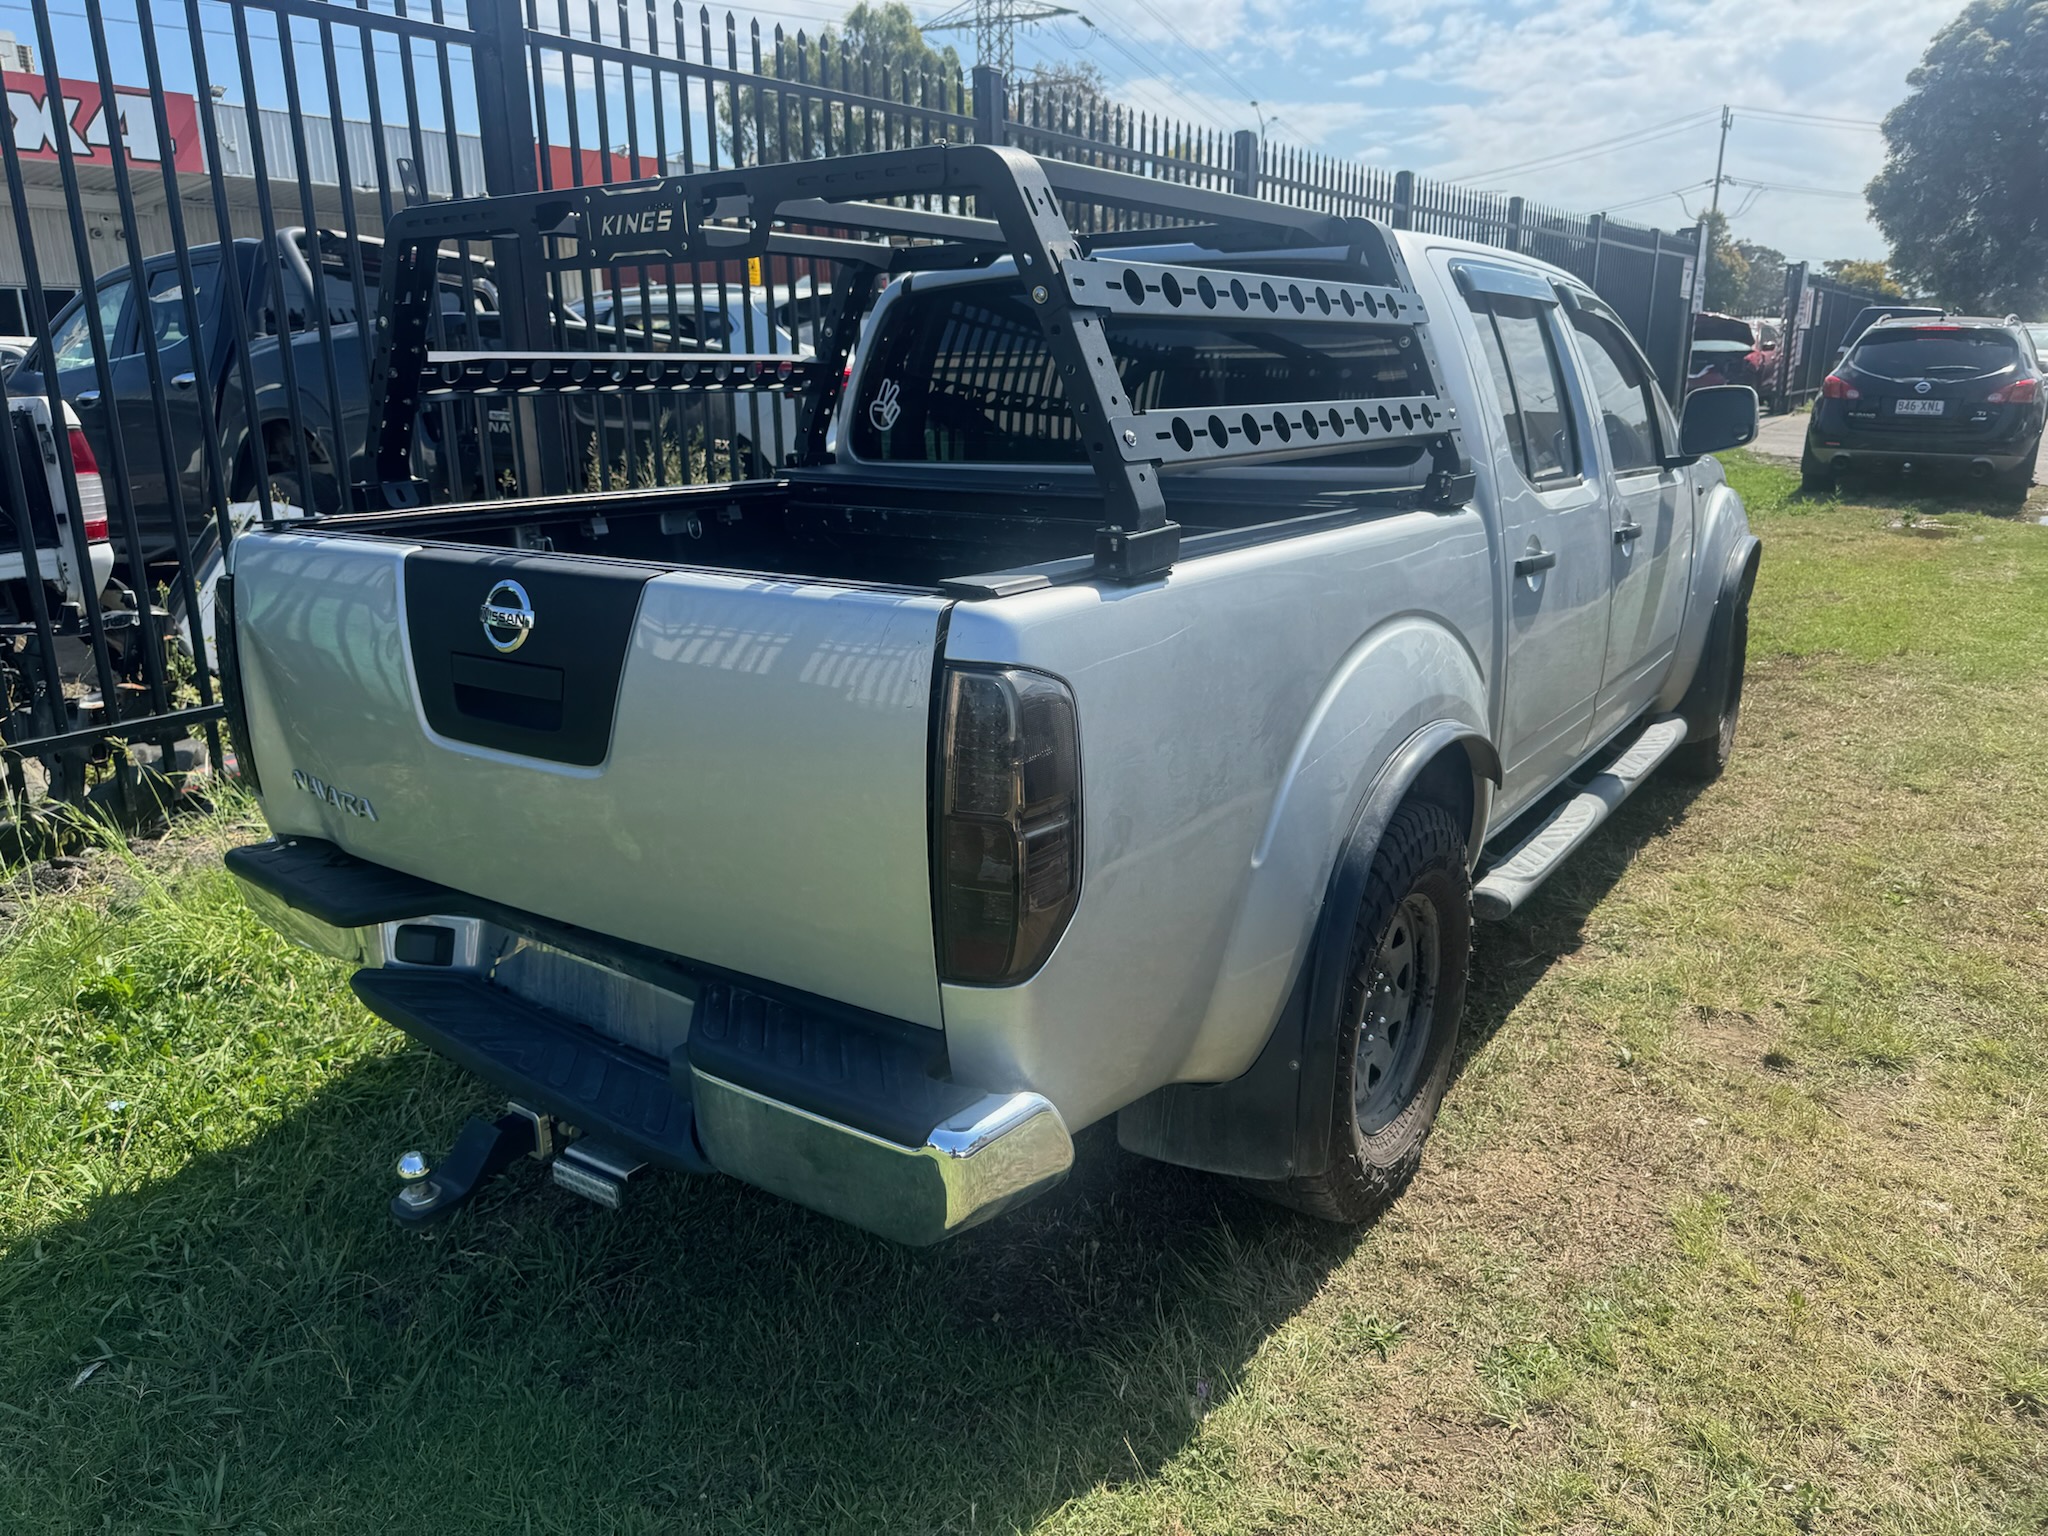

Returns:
480,579,536,654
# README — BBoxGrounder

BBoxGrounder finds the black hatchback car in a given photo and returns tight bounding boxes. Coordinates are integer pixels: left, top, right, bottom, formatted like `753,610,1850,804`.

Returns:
1803,317,2044,497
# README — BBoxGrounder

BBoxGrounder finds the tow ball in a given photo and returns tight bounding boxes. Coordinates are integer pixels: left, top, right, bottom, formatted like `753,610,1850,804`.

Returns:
389,1103,650,1228
390,1103,554,1230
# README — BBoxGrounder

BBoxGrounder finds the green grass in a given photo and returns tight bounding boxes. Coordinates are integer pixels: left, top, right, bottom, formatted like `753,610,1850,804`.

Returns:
4,453,2047,1533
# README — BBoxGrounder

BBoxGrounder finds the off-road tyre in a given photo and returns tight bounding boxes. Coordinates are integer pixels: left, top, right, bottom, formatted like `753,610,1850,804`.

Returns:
1672,584,1750,782
1798,442,1835,495
1259,799,1472,1225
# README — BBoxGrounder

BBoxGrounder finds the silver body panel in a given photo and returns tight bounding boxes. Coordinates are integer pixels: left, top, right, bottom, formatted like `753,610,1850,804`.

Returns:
233,230,1752,1153
233,533,948,1026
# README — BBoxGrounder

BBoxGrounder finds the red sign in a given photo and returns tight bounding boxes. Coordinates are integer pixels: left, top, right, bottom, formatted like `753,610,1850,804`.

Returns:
4,73,203,173
543,143,661,187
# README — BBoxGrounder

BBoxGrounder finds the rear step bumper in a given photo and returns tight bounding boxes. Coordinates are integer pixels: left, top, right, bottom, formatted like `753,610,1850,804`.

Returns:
352,968,707,1171
227,837,1073,1244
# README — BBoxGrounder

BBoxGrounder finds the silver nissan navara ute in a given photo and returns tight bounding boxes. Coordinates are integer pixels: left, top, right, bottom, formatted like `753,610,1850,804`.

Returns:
219,147,1760,1242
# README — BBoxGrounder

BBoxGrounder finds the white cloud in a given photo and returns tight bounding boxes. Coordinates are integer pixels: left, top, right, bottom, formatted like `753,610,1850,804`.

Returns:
1076,0,1255,55
1366,0,1966,257
1070,0,1968,260
1109,74,1373,146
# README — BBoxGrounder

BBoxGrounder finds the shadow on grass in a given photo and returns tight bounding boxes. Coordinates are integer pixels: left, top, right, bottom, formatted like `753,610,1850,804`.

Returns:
1790,468,2040,517
0,781,1706,1534
1454,764,1706,1078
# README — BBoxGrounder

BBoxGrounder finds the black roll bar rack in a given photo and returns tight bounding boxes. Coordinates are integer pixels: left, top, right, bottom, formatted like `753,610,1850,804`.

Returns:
365,143,1473,583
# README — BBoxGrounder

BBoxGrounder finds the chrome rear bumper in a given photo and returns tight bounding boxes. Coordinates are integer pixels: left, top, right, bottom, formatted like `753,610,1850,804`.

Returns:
228,836,1074,1245
689,1072,1073,1246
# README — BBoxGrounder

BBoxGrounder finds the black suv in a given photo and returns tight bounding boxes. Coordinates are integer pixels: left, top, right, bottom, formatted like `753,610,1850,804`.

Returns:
1804,317,2044,498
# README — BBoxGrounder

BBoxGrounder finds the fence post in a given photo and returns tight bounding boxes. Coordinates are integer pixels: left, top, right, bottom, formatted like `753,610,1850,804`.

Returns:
1505,195,1524,254
1645,232,1684,407
1391,169,1415,230
1231,129,1259,198
1586,212,1605,286
1779,260,1809,412
471,0,563,496
973,65,1007,145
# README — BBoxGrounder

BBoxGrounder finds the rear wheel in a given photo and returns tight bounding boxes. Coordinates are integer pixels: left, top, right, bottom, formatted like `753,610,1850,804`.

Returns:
1992,456,2035,503
1799,442,1835,494
1257,800,1472,1225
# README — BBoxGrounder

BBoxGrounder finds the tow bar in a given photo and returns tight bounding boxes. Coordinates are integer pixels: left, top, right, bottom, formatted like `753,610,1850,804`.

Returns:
390,1103,553,1229
390,1103,649,1228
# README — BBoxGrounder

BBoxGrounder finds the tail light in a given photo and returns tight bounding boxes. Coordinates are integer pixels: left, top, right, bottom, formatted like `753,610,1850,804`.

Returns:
935,665,1081,985
1988,377,2039,404
68,426,108,542
1821,373,1859,400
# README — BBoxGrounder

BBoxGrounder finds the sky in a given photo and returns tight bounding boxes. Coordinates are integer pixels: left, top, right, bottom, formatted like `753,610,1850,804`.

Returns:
6,0,1970,267
997,0,1974,264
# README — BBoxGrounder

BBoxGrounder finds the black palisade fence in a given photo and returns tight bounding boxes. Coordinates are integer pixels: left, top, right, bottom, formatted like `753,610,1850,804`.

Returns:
0,0,1706,846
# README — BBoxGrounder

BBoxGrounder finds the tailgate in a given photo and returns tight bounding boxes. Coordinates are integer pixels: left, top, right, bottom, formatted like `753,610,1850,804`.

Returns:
231,531,950,1027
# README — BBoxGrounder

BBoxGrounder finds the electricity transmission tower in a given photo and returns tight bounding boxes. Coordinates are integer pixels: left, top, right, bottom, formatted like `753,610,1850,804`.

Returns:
925,0,1074,80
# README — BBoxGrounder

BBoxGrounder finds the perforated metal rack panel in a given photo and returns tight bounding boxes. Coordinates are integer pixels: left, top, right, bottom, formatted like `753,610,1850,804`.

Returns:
364,144,1474,576
418,351,825,398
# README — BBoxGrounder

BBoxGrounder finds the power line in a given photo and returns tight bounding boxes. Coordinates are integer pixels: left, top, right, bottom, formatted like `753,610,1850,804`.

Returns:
1723,174,1865,200
1451,98,1887,191
1027,17,1238,135
1089,0,1255,106
1601,179,1712,215
1064,14,1237,131
1733,104,1883,131
1449,110,1718,184
925,0,1072,80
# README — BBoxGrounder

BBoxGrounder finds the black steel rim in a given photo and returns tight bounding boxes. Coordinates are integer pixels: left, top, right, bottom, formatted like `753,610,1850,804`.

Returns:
1353,890,1442,1137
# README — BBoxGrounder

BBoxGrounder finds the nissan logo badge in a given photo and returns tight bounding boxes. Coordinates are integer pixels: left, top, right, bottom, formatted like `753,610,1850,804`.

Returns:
479,578,536,653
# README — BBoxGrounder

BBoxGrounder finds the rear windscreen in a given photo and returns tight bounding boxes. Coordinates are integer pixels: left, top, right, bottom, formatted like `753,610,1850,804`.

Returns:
1851,329,2020,377
851,282,1433,464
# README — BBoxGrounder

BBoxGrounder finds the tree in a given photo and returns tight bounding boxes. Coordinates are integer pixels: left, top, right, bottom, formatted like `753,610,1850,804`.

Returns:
720,3,965,163
1732,239,1786,315
1821,258,1906,298
1013,57,1120,136
1018,57,1111,103
834,1,963,76
1699,209,1750,313
1867,0,2048,315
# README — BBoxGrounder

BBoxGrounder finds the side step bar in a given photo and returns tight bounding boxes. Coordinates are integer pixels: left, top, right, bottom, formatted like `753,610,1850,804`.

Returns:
1472,714,1688,920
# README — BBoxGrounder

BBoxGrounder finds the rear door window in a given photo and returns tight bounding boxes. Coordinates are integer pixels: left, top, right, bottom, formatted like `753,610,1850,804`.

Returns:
1466,295,1579,485
851,282,1433,465
1850,328,2020,379
141,259,220,359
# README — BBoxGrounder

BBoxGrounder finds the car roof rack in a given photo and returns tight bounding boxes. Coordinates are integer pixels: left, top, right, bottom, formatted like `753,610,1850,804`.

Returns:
364,144,1472,583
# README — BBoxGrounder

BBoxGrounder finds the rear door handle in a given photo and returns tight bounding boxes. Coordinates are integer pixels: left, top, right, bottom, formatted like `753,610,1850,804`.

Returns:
75,389,101,407
171,371,196,389
1513,550,1557,577
1614,521,1644,546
